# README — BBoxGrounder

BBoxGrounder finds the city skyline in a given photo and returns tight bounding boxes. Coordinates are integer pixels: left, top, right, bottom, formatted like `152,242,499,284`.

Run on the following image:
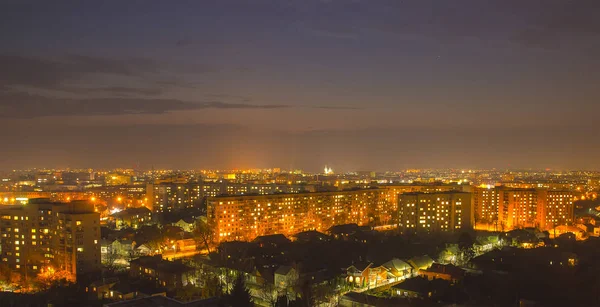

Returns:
2,1,600,170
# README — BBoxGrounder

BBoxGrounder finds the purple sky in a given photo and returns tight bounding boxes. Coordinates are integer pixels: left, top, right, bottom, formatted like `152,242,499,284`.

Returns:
1,0,599,171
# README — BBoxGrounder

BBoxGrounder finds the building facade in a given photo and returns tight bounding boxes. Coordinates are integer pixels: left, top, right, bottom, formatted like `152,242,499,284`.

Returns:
473,186,500,226
379,184,464,225
398,192,473,233
207,189,386,243
149,182,314,213
473,186,574,231
0,199,100,279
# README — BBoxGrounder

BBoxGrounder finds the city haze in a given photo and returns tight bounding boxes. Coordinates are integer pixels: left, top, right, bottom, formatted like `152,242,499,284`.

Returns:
1,0,600,171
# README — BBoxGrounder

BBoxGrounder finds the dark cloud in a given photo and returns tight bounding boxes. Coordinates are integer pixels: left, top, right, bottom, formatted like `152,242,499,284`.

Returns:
205,94,252,102
0,55,68,89
60,86,164,96
509,0,600,51
0,54,158,90
311,106,363,110
64,54,158,76
154,80,201,89
0,91,288,118
298,0,600,52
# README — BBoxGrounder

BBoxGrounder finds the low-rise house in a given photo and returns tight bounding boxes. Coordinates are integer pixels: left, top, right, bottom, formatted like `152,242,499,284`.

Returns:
469,247,578,272
110,282,141,301
291,230,330,242
173,217,197,232
381,258,414,282
88,278,119,300
130,255,197,288
135,243,153,256
274,265,299,290
112,207,154,230
346,262,388,289
100,239,113,262
253,234,291,248
175,238,197,252
407,255,434,272
418,263,465,283
391,276,432,298
112,239,135,258
390,276,451,299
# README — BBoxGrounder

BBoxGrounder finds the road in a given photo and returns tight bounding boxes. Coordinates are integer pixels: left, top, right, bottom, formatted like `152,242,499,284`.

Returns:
162,249,207,260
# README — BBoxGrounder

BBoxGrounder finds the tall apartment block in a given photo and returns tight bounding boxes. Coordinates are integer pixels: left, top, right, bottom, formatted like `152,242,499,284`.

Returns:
207,189,386,242
472,186,574,231
398,191,473,233
0,199,101,279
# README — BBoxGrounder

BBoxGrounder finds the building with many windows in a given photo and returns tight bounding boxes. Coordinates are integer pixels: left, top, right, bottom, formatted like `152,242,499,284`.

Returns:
398,192,473,233
379,184,464,225
149,183,202,212
207,189,385,242
473,186,574,231
498,188,539,230
473,186,500,226
149,182,315,213
539,190,574,230
0,199,100,279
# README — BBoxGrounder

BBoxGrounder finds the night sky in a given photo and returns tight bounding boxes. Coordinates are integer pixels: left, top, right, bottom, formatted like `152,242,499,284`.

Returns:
1,0,599,171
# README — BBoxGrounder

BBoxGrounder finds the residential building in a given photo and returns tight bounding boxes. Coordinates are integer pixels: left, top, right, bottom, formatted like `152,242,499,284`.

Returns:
111,207,153,230
173,217,197,232
105,173,132,186
474,187,575,231
0,199,101,279
207,189,385,243
129,255,196,288
150,183,202,213
540,190,574,230
418,263,465,283
379,183,464,225
472,185,500,226
398,191,473,233
274,265,298,290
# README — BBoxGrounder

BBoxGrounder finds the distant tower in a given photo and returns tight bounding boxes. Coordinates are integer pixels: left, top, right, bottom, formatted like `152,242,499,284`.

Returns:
324,165,333,175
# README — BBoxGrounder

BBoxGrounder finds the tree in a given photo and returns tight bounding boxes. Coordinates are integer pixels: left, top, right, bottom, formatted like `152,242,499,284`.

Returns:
175,284,203,302
193,220,215,254
224,274,253,307
102,251,119,272
458,232,475,264
35,267,75,291
257,282,280,307
0,264,22,291
290,280,315,307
